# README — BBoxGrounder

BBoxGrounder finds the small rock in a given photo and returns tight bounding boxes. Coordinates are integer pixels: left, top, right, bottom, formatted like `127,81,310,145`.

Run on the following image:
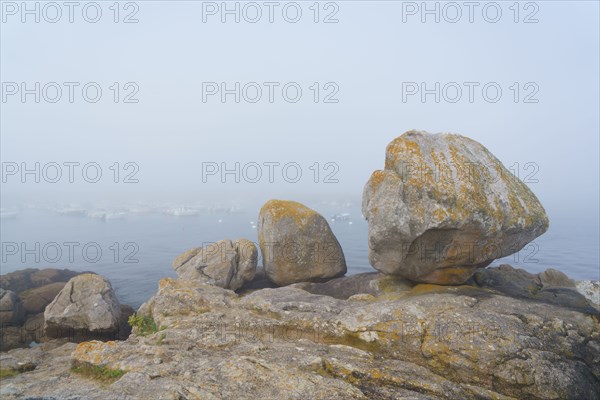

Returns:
44,274,122,339
0,288,24,325
173,239,257,290
538,268,576,288
258,199,346,286
19,282,66,315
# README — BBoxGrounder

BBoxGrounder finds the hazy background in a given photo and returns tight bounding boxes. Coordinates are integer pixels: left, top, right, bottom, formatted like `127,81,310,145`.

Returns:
1,1,599,302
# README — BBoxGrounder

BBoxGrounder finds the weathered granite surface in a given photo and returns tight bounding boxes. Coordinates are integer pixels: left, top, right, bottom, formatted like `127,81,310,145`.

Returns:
1,266,597,400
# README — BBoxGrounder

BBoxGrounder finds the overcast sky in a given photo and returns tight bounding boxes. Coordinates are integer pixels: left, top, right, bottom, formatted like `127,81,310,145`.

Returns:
1,1,598,227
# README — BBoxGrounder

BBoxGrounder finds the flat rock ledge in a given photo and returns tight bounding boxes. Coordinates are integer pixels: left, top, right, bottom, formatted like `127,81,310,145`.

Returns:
1,265,598,400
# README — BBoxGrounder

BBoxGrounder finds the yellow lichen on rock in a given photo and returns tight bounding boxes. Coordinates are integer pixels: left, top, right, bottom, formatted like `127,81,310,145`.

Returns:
259,199,316,228
362,130,549,284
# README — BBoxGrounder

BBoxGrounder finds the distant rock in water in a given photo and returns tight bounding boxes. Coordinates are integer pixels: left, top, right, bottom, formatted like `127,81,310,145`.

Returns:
258,200,347,286
362,130,549,284
44,274,123,340
173,239,257,290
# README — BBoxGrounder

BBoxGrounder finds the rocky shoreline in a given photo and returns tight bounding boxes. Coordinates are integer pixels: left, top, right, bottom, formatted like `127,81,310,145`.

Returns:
1,265,598,399
1,131,599,399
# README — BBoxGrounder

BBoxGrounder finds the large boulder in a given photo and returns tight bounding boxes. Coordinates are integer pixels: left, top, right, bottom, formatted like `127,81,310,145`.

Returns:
173,239,257,290
258,200,347,286
362,130,549,284
0,289,24,326
44,274,121,339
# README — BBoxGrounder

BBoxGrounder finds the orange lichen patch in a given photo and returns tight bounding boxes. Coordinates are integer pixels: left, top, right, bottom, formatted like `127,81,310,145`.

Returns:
369,170,387,188
428,150,445,196
385,135,424,171
73,341,108,366
408,283,451,295
416,266,478,285
75,340,103,354
318,357,444,396
364,171,390,207
432,208,447,222
159,278,177,291
260,199,317,228
407,283,481,296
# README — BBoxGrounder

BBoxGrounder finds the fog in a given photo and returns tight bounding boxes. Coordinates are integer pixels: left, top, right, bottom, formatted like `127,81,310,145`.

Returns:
1,1,599,228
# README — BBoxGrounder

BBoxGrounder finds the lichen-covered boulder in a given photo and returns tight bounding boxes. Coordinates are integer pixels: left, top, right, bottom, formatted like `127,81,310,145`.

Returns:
362,130,549,284
258,200,347,286
173,239,257,290
44,274,121,338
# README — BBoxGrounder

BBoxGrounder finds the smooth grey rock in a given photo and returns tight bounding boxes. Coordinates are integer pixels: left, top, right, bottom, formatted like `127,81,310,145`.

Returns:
362,130,549,284
258,199,346,286
44,274,121,338
290,272,414,300
20,282,66,315
173,239,257,290
473,265,599,315
0,289,24,326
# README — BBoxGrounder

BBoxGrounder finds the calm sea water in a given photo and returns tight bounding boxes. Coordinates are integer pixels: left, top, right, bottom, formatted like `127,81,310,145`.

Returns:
1,206,598,308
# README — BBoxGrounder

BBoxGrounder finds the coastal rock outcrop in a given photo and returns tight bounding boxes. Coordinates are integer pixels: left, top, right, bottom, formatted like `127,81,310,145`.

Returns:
44,274,122,339
1,265,598,399
258,200,347,285
0,269,102,351
172,239,257,290
362,130,549,284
